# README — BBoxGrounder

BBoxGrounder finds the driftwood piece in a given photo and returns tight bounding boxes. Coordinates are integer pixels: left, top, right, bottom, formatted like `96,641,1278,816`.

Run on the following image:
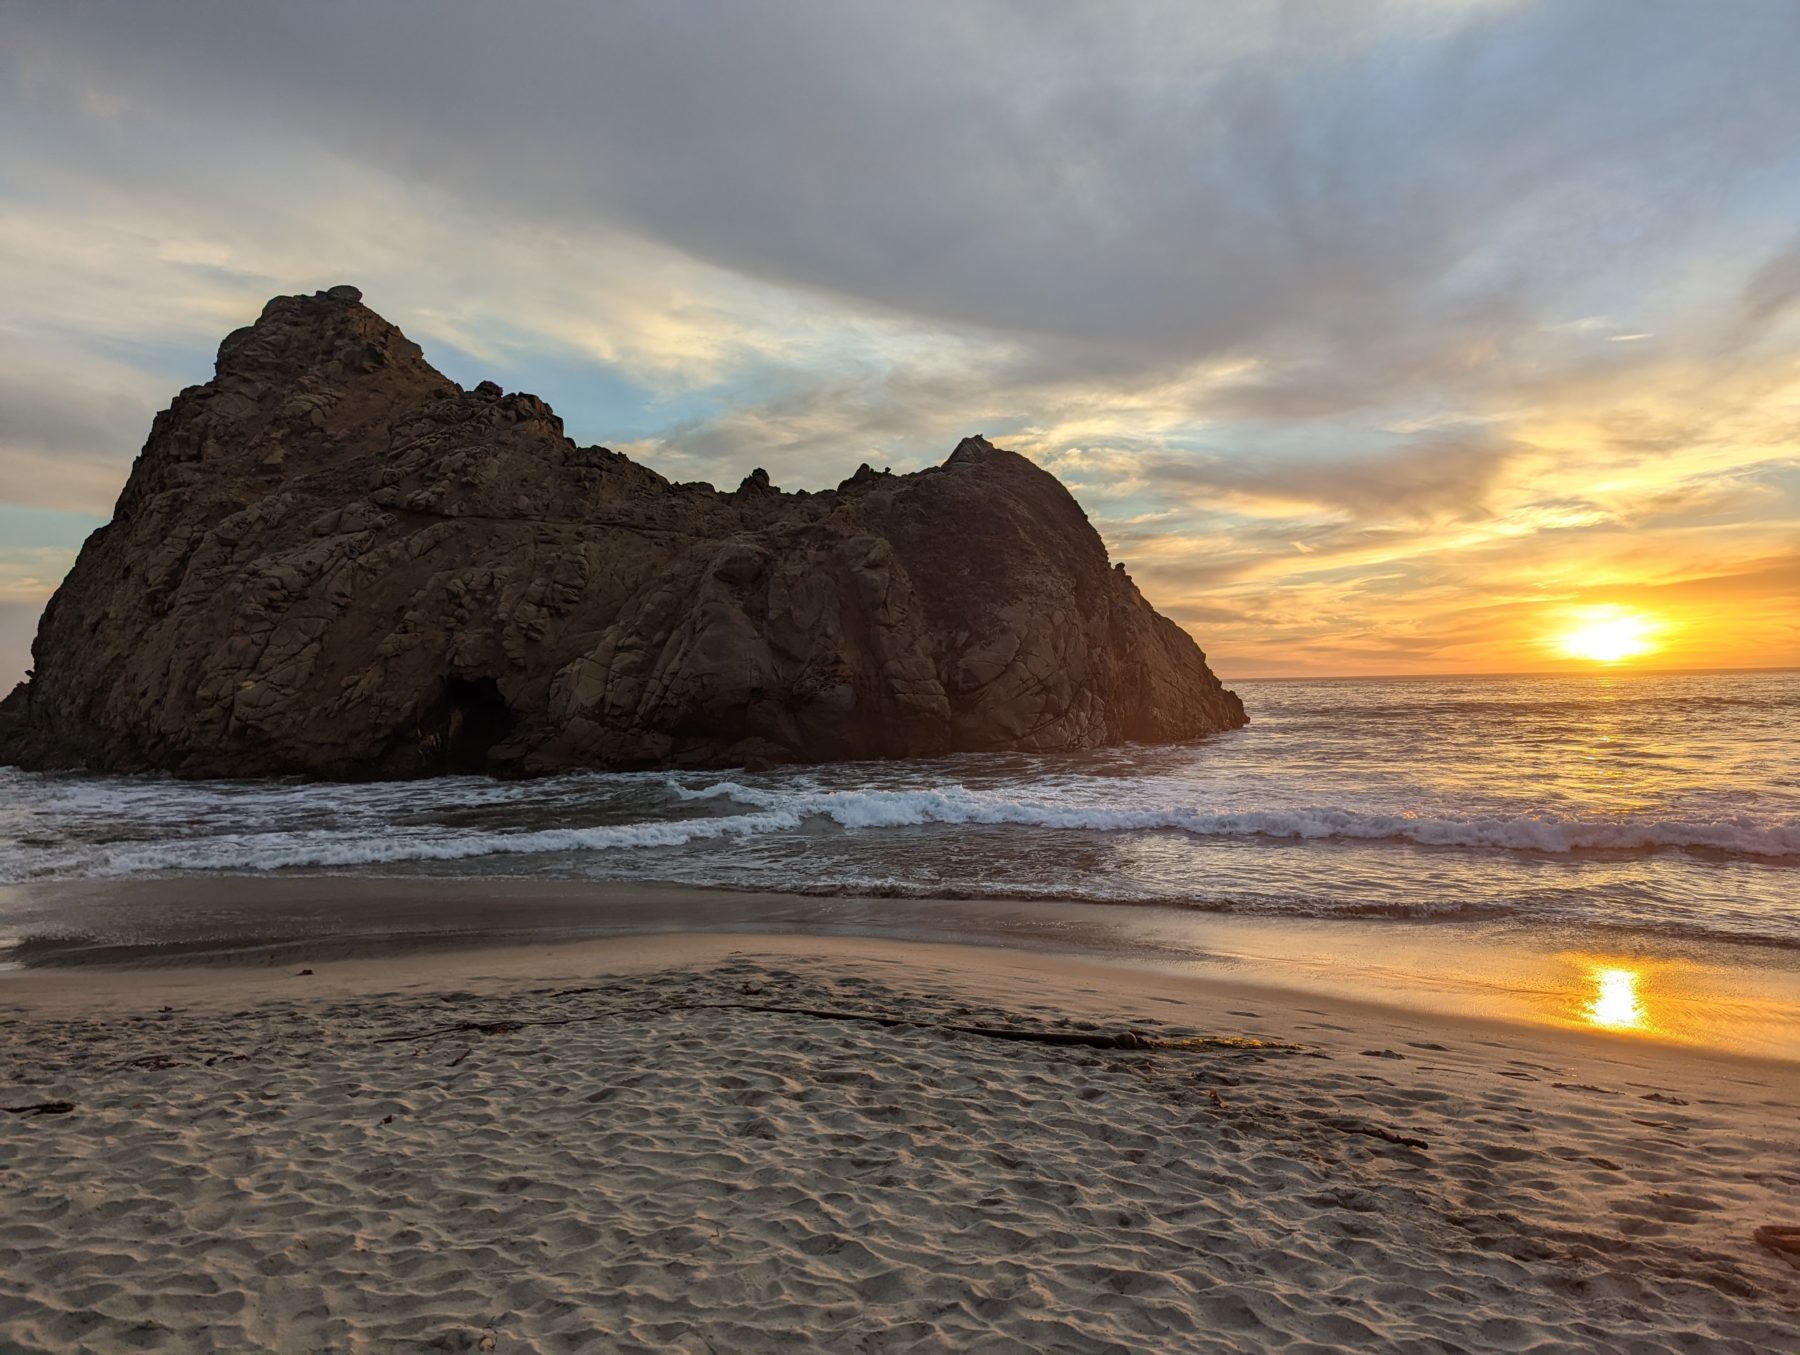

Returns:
1327,1117,1429,1151
377,1019,526,1044
707,1003,1301,1052
374,1000,1307,1055
3,1101,75,1116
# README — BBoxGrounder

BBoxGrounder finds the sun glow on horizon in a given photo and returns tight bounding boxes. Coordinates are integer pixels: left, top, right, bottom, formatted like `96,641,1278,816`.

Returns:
1554,607,1663,664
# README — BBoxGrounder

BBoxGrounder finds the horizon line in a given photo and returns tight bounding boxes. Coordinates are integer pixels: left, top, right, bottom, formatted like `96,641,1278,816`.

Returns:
1223,663,1798,682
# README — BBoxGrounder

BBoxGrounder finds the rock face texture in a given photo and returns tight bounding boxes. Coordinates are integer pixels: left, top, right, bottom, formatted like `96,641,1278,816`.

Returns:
0,287,1246,778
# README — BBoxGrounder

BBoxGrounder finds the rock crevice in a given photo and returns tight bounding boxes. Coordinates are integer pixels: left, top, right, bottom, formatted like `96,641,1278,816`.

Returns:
0,288,1246,778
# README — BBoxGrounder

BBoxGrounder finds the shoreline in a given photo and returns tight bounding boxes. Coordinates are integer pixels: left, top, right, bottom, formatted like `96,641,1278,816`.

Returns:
3,931,1796,1351
4,875,1798,1062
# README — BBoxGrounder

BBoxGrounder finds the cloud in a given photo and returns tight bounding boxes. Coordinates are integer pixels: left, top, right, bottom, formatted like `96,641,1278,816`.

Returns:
13,3,1800,373
1738,233,1800,338
0,1,1797,679
0,358,174,514
1137,430,1523,523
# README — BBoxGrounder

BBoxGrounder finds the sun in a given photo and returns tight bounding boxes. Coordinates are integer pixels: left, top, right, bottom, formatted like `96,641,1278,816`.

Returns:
1555,607,1661,664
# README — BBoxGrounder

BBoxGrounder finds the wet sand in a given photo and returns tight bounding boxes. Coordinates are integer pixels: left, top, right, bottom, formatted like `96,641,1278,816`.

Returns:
6,875,1799,1059
3,930,1797,1352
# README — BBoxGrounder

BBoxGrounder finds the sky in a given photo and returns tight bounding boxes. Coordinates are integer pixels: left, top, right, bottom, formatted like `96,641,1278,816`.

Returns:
2,0,1797,683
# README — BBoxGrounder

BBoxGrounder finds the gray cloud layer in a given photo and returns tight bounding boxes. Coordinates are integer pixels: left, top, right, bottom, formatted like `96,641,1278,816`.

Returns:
15,2,1800,386
3,0,1798,677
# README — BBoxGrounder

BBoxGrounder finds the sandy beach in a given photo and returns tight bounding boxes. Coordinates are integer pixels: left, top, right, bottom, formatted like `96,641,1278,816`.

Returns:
3,931,1796,1353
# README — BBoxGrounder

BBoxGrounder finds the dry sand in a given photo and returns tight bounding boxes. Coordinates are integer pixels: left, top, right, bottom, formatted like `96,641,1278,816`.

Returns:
2,934,1797,1353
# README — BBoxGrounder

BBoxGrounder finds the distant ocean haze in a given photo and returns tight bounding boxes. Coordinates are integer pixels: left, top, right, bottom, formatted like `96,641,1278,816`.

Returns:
1,669,1794,952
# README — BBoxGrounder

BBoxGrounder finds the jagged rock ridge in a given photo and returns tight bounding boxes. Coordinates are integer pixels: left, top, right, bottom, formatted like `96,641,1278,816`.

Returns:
0,286,1246,778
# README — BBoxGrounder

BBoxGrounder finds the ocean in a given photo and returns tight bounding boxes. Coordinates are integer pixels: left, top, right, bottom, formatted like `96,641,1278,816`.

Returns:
1,669,1794,951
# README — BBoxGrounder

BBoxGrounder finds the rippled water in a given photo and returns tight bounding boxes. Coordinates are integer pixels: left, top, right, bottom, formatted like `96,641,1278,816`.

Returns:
1,669,1795,949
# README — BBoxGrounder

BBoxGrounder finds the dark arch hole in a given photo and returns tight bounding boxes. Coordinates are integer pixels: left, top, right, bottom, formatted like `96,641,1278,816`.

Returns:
439,675,512,774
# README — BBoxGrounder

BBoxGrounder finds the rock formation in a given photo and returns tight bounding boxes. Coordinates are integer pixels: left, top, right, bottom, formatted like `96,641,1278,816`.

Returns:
0,287,1246,778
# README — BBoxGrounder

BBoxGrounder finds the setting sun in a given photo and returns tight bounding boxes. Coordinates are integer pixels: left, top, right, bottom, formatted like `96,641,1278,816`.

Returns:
1555,607,1662,664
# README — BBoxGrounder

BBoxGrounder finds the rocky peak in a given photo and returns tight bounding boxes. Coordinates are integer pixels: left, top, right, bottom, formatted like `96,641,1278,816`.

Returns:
1,289,1246,779
734,468,779,497
216,285,439,390
945,434,998,465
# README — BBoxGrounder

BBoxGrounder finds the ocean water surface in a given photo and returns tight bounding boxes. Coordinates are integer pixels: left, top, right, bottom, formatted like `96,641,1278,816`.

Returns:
1,669,1794,952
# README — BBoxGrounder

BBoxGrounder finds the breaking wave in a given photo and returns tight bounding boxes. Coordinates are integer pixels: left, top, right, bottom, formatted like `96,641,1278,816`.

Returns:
6,810,802,881
4,781,1795,884
671,781,1800,859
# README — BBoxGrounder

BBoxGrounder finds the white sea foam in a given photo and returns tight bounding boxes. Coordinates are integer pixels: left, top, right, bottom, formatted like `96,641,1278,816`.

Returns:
5,810,802,881
4,773,1796,885
671,781,1800,857
4,781,1796,883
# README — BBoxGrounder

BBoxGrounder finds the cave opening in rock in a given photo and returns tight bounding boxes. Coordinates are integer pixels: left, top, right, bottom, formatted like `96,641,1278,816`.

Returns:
439,675,512,774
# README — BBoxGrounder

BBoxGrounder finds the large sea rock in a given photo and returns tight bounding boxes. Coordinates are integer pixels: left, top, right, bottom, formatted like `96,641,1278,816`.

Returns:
0,287,1245,778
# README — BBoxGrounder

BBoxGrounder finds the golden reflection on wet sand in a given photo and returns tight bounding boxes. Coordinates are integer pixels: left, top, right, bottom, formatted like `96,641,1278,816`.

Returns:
1585,965,1648,1030
1536,950,1800,1056
1093,911,1800,1059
